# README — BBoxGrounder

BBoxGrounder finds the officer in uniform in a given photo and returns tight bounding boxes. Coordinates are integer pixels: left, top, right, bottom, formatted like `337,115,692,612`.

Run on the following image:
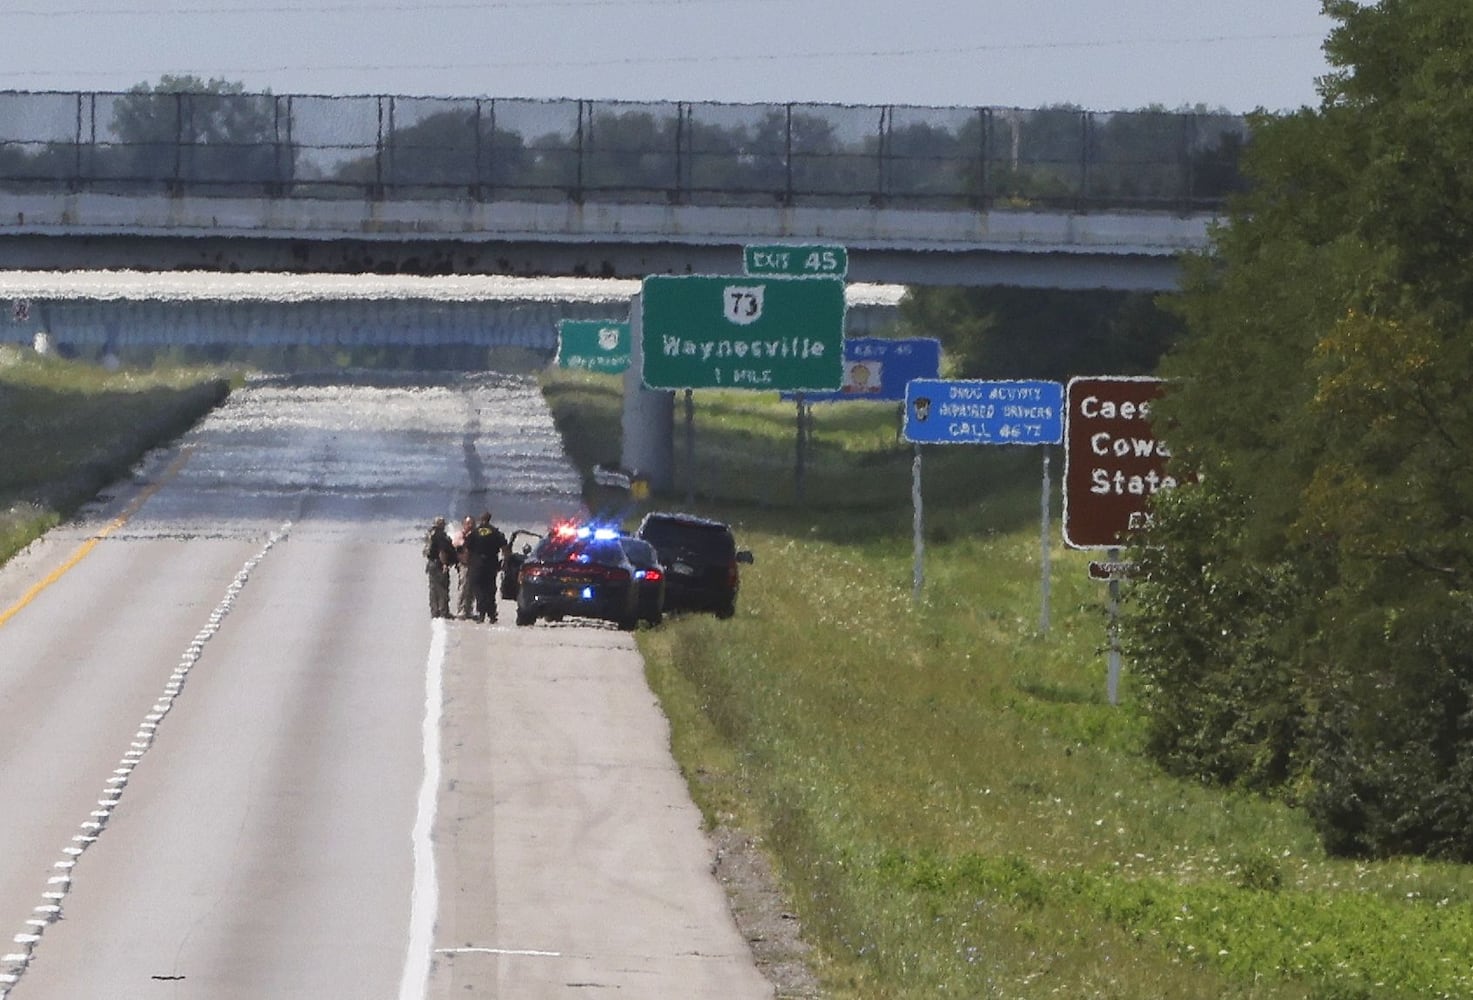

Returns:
423,516,457,619
464,512,510,623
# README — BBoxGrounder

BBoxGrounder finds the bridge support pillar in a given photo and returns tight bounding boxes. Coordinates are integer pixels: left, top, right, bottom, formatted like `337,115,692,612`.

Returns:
621,294,674,495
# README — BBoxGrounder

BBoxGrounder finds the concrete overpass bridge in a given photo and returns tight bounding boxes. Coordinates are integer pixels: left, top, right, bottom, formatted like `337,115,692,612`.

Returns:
0,91,1247,294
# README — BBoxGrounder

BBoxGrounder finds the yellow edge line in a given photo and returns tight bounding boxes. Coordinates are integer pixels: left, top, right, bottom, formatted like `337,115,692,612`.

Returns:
0,445,195,630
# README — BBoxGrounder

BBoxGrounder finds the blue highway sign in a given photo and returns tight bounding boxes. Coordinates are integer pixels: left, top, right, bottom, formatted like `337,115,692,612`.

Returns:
783,337,942,403
903,378,1064,445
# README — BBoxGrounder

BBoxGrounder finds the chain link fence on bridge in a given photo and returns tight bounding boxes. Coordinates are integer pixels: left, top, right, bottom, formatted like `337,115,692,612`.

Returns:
0,90,1250,213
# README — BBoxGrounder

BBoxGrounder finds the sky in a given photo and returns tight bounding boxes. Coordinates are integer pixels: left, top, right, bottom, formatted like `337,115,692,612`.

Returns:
0,0,1336,114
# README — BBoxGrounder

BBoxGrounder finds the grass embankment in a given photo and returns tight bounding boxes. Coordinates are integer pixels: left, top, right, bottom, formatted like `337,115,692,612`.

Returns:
0,347,232,562
541,369,1473,1000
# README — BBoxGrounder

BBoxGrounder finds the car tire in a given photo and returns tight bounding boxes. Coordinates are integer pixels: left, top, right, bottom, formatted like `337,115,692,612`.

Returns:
515,608,536,626
643,609,663,627
715,601,736,620
617,614,638,631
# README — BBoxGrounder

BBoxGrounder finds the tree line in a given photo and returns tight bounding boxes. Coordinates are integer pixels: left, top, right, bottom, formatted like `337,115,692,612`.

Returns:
1119,0,1473,862
0,76,1246,210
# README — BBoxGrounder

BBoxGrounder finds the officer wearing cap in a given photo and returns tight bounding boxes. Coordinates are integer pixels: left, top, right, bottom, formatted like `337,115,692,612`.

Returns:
464,511,510,623
423,516,457,619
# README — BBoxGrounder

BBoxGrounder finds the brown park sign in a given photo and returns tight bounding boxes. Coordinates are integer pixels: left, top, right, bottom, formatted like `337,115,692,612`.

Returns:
1063,376,1177,549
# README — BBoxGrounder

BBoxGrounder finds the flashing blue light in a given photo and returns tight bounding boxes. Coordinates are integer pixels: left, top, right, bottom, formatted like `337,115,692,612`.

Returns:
592,527,619,540
580,586,594,600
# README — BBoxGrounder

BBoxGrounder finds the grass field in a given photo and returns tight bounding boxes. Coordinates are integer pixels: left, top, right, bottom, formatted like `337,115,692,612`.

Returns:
541,368,1473,1000
0,346,231,562
8,354,1472,998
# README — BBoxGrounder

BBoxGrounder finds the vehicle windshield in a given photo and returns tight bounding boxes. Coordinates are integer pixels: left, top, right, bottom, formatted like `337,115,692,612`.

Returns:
534,537,626,566
620,537,660,567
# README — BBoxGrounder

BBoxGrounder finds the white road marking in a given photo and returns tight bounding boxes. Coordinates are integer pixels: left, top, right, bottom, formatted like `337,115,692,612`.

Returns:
0,523,290,994
397,618,445,1000
435,947,564,958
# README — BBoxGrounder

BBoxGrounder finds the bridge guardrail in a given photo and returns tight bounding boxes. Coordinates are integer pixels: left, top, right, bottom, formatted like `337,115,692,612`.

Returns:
0,91,1250,214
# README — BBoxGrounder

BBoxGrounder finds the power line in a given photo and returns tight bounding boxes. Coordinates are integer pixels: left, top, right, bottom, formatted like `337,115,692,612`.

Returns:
0,32,1326,81
6,0,781,14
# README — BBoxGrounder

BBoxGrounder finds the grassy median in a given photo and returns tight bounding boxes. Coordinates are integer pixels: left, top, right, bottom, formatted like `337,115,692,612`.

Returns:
541,368,1473,1000
0,346,232,562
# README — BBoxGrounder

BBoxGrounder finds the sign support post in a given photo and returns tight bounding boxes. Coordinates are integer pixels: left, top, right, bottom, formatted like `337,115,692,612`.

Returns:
683,388,696,506
1107,547,1123,705
1063,376,1174,705
911,444,924,604
794,392,807,505
1040,450,1053,634
622,294,675,493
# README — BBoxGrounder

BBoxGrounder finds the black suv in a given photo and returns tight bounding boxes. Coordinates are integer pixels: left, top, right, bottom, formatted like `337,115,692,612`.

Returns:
634,512,753,619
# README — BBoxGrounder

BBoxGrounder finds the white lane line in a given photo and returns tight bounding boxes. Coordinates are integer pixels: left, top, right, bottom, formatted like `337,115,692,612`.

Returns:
0,522,291,996
435,947,564,958
398,618,446,1000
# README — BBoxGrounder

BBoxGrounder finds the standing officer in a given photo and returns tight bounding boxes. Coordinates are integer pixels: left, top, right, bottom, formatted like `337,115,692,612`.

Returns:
465,511,510,623
423,516,457,619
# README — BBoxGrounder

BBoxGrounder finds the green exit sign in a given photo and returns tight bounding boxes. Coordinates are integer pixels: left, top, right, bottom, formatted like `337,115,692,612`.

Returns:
744,244,848,277
640,274,845,391
557,319,630,373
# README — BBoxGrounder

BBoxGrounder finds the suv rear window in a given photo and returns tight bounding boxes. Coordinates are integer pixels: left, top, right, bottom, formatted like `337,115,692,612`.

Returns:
638,517,736,561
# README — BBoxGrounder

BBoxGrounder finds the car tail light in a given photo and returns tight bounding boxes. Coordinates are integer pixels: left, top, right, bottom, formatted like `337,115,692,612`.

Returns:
523,564,553,580
637,568,663,583
727,560,739,588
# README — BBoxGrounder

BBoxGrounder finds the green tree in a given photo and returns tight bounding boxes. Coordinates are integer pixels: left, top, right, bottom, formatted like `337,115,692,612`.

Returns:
105,75,279,187
897,285,1182,381
332,104,532,194
1124,0,1473,860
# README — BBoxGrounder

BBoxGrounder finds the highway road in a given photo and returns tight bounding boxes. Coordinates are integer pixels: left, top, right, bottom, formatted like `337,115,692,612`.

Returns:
0,373,772,999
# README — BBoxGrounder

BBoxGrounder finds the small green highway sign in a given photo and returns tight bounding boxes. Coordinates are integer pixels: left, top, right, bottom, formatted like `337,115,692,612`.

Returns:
640,274,845,391
743,244,848,277
556,319,630,373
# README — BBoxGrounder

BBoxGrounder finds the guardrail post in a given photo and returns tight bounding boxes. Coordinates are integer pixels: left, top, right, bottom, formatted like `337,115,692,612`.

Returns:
472,98,484,201
1080,110,1093,212
574,100,587,205
72,92,84,190
1182,112,1196,214
976,107,990,211
171,91,184,196
672,102,686,205
873,105,889,208
783,103,794,206
372,96,386,200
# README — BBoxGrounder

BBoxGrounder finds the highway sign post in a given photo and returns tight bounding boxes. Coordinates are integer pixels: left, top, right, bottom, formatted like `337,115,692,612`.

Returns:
639,274,845,392
1063,375,1174,705
743,244,848,278
901,379,1065,625
556,319,630,373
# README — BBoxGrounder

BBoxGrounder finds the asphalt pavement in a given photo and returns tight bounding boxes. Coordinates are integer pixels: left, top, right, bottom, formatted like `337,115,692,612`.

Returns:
0,373,771,999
